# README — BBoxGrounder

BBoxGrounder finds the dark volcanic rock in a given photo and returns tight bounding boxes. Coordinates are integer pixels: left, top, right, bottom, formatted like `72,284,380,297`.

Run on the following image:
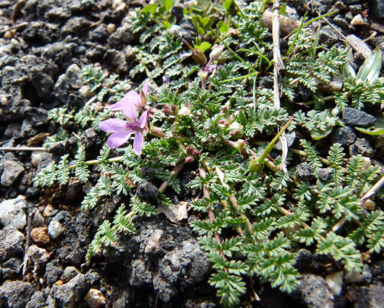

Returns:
1,257,22,280
29,68,54,100
298,274,334,308
0,280,35,308
136,180,159,202
55,213,91,266
353,285,384,308
1,159,24,187
331,126,356,146
317,168,331,181
296,163,312,181
350,138,375,157
343,107,376,127
50,273,90,307
108,24,134,50
369,0,384,19
45,259,64,286
89,24,110,42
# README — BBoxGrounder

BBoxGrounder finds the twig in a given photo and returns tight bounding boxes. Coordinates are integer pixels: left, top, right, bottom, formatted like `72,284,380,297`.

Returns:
360,175,384,204
0,147,46,151
272,0,288,173
323,18,368,59
22,206,34,275
0,22,28,34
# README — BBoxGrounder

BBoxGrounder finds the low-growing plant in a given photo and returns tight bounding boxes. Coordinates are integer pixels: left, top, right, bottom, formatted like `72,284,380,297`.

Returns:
34,1,384,307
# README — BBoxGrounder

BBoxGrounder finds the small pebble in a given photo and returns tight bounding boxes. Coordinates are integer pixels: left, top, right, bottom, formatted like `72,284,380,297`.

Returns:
4,29,16,39
362,157,371,170
325,271,343,296
85,289,107,308
48,220,64,239
63,266,80,281
31,151,47,167
43,204,58,217
29,245,50,265
1,96,9,105
112,0,122,9
107,23,115,34
31,227,51,246
363,199,375,211
351,14,364,26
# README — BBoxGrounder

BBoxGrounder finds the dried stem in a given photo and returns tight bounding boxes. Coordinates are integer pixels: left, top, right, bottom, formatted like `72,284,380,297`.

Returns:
272,0,288,173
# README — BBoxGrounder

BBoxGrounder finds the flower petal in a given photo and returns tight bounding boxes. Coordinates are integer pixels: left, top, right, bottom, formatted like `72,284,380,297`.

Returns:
143,79,149,95
107,131,133,149
139,111,148,129
122,101,137,122
109,102,122,110
123,91,141,106
99,119,128,133
133,131,143,155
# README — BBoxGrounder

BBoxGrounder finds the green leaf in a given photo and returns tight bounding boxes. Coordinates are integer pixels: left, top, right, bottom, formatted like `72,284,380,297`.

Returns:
223,0,232,10
356,48,382,83
150,3,158,14
164,0,173,11
219,22,229,33
279,3,287,15
355,114,384,135
342,63,356,80
198,27,205,35
197,42,212,53
164,21,171,29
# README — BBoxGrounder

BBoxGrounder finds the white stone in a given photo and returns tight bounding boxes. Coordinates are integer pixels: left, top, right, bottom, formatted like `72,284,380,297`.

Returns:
48,221,64,240
31,151,46,167
0,196,28,230
345,268,363,284
107,24,115,34
351,14,364,26
29,245,50,265
63,266,80,280
84,289,107,308
325,271,343,296
43,204,58,217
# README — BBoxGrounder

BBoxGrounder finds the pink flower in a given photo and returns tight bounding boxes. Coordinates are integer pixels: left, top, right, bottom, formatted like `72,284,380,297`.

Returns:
99,101,148,155
109,79,150,111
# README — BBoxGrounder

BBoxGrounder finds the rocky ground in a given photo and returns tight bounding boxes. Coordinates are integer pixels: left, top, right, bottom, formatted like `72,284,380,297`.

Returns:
1,0,384,307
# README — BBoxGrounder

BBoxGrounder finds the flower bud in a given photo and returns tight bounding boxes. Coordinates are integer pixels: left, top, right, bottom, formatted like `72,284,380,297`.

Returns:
209,46,224,62
229,121,244,139
185,156,195,163
198,70,208,80
186,146,194,155
178,105,191,116
234,139,246,152
192,150,200,156
192,48,207,66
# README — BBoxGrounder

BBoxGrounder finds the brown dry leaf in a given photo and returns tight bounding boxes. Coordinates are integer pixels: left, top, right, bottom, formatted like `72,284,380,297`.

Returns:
27,132,51,146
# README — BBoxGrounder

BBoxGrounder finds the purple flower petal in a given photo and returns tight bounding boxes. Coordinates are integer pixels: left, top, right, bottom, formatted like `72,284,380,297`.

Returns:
109,102,122,111
107,131,133,149
99,119,128,133
123,91,141,107
139,111,148,129
142,79,149,95
133,131,143,155
122,101,137,122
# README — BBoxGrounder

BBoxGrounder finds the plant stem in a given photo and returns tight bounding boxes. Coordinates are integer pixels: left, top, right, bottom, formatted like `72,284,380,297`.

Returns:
218,72,259,84
211,29,258,74
158,161,186,193
68,156,123,170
